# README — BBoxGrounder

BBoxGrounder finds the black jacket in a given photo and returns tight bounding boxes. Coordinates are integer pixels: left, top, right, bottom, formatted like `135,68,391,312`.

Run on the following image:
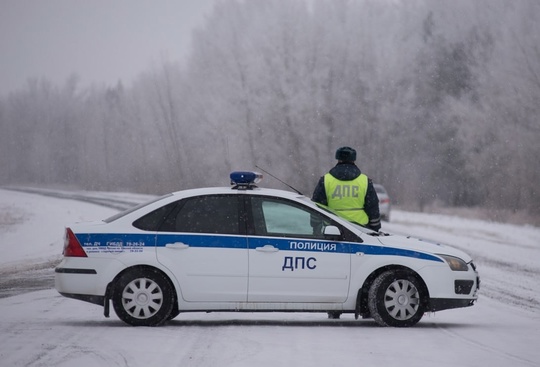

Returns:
312,162,381,231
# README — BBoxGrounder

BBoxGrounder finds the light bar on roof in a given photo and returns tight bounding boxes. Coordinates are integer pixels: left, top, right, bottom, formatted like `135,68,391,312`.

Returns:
230,171,263,185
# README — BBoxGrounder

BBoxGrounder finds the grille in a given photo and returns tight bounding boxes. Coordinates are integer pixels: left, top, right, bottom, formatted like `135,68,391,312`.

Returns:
455,280,474,295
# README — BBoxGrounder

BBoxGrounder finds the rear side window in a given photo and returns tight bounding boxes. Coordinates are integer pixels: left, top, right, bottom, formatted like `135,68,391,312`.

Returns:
165,195,241,235
133,201,179,231
105,194,172,223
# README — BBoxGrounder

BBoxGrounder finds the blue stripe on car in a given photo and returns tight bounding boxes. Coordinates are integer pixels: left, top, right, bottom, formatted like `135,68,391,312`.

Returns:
76,233,443,263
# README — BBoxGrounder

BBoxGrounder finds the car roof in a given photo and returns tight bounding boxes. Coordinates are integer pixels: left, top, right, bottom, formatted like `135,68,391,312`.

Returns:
166,186,311,204
105,186,315,224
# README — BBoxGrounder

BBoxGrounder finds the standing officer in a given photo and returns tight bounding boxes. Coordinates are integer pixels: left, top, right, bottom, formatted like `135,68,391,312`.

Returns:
312,146,381,320
312,146,381,231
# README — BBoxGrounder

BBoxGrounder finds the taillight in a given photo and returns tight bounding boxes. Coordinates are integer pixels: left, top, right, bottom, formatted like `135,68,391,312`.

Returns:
63,228,87,257
380,198,390,204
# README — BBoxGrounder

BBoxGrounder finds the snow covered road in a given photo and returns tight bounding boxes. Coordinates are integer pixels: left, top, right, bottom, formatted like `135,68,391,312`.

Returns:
0,189,539,366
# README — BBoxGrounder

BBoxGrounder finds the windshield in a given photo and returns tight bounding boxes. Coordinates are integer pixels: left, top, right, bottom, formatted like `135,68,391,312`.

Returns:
313,201,379,235
313,202,338,216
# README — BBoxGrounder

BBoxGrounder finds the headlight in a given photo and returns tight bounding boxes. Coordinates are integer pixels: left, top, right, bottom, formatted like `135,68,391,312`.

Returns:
437,254,469,271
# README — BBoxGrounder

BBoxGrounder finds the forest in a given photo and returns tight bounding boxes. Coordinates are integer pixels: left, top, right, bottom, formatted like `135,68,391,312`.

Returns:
0,0,538,224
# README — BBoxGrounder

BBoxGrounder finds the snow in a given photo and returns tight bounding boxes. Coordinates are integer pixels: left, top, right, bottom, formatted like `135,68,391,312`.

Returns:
1,188,539,366
0,190,118,267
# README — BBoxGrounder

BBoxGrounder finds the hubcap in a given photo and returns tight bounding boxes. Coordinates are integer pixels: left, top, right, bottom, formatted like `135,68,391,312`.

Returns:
137,293,149,304
384,279,420,320
122,278,163,319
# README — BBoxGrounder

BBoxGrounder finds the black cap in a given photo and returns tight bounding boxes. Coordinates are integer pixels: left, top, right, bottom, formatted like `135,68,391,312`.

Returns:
335,146,356,162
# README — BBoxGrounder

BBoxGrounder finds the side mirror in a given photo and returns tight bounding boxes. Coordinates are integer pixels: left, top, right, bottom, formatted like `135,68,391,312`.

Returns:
323,225,341,237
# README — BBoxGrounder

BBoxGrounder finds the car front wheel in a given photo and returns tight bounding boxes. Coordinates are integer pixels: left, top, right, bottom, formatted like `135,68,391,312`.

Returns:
112,268,174,326
368,270,426,327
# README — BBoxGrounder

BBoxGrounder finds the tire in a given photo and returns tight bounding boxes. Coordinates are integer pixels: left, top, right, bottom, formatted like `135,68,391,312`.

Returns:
327,311,342,319
168,308,181,320
112,268,175,326
368,270,426,327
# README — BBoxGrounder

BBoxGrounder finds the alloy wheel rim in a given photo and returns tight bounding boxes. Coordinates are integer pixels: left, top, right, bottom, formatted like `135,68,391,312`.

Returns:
383,279,420,320
122,278,164,319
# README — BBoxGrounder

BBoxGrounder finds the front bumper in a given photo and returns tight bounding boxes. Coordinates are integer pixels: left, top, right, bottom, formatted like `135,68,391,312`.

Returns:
428,297,476,312
418,261,480,304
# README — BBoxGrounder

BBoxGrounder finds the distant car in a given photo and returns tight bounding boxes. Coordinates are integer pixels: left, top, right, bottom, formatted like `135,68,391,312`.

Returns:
55,171,479,327
374,184,391,221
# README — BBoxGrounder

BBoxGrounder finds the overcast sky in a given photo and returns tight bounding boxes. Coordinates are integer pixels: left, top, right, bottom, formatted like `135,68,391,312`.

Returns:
0,0,215,97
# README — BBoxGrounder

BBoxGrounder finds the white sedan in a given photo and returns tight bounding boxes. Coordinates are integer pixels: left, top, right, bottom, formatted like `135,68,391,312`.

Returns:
374,183,391,221
55,172,479,327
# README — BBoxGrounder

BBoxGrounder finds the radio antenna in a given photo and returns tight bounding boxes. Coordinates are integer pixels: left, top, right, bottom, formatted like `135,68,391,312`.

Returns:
255,165,303,195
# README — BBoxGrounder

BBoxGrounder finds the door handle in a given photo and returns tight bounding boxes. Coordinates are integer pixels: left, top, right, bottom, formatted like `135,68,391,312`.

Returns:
255,245,279,252
165,242,189,249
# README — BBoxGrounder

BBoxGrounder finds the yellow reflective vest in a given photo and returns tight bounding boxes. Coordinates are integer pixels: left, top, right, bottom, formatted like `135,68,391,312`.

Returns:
324,173,369,225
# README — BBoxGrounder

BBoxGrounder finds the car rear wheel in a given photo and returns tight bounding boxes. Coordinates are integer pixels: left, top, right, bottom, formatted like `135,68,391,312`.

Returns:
112,268,174,326
368,270,426,327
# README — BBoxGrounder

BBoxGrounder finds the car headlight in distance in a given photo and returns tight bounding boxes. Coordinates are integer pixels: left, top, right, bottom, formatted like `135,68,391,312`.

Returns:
437,254,469,271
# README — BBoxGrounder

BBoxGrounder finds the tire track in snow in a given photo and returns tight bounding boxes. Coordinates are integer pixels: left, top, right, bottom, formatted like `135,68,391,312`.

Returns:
436,324,538,366
0,188,146,299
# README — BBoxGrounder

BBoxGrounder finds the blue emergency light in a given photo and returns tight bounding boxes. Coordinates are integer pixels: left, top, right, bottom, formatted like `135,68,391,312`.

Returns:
230,171,263,187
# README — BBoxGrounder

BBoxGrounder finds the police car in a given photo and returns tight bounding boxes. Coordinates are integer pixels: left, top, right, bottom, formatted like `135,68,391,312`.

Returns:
55,172,479,327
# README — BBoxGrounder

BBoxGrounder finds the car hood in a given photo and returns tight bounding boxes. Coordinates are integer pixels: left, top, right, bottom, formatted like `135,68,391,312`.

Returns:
374,232,473,263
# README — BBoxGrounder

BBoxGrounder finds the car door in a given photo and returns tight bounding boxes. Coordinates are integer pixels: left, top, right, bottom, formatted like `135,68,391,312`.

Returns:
246,195,351,303
155,194,248,302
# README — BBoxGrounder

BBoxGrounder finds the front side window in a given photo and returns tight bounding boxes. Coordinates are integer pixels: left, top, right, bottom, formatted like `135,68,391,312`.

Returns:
250,196,333,239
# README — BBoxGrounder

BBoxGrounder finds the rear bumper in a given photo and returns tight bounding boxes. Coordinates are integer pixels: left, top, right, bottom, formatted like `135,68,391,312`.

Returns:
58,292,104,307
